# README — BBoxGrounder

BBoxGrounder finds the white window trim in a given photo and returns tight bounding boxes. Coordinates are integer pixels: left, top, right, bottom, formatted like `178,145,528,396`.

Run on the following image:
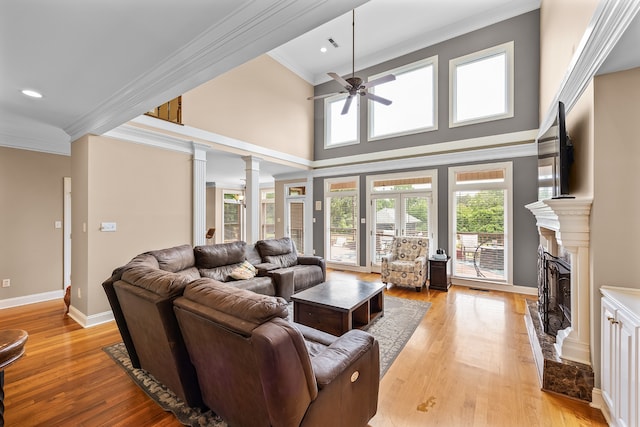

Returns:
448,161,513,285
368,55,439,141
365,169,438,272
324,93,359,149
449,41,514,128
324,176,360,266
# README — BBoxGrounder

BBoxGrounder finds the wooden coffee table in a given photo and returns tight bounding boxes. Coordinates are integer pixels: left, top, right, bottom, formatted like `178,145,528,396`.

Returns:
291,280,385,336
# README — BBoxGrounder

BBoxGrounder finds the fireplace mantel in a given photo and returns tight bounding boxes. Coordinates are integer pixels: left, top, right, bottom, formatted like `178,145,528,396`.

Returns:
525,198,592,249
526,198,593,365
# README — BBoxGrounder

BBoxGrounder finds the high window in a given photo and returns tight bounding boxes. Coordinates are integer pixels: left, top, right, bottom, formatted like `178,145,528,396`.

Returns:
325,93,359,148
449,42,514,127
450,163,512,283
369,56,437,140
325,178,359,265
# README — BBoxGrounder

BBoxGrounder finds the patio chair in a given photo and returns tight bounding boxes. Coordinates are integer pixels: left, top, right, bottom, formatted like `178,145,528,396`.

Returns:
380,236,429,291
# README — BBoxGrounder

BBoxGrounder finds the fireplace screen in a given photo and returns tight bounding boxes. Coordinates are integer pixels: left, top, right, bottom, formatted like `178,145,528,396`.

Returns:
537,246,571,336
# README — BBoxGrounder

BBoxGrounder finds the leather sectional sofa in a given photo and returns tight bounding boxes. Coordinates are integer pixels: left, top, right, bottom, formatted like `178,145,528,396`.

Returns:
102,237,380,425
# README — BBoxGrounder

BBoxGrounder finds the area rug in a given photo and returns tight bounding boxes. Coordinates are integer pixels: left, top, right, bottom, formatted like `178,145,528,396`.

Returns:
103,295,430,427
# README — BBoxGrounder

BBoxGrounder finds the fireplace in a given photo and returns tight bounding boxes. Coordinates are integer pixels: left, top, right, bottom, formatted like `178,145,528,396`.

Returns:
537,246,571,336
525,198,593,401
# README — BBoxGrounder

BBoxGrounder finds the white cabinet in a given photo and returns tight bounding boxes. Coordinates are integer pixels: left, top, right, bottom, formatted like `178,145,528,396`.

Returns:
601,287,640,427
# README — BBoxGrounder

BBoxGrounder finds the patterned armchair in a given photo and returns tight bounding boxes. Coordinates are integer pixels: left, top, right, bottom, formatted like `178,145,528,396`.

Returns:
381,236,429,292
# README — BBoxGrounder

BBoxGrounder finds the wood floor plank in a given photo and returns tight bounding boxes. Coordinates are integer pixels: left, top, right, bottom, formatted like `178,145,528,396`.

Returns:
0,271,607,426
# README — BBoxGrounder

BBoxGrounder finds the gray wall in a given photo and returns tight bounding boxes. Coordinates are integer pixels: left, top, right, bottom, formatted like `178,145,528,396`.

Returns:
311,10,541,288
312,155,539,288
313,10,540,160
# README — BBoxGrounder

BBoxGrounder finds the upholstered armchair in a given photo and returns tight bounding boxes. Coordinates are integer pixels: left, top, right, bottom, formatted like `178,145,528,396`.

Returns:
380,236,429,291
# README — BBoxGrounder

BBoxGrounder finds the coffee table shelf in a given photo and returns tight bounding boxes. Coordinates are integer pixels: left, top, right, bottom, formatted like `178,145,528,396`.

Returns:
291,280,385,336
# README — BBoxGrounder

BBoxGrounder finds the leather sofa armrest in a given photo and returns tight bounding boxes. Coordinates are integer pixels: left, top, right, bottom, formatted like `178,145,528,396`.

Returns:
269,268,295,302
254,262,280,276
311,329,377,387
297,256,322,265
297,256,326,282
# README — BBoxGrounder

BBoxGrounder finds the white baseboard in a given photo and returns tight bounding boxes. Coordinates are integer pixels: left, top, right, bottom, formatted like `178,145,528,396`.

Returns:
327,263,370,273
452,278,538,295
0,289,63,309
590,388,612,426
67,306,114,328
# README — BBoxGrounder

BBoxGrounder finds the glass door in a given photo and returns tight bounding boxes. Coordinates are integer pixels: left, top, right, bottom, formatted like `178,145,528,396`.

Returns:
372,197,398,264
284,183,307,255
371,193,431,269
287,200,305,255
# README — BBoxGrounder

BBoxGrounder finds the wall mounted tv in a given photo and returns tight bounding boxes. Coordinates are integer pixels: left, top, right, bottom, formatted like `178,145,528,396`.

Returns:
537,101,574,200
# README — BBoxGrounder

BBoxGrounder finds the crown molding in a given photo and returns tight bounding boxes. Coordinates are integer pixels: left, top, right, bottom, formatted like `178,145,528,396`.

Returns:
275,130,538,181
63,0,366,142
538,0,640,138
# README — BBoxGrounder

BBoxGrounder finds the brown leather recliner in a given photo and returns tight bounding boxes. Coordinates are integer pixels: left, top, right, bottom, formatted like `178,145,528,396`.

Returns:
174,279,379,427
110,245,204,408
255,237,326,301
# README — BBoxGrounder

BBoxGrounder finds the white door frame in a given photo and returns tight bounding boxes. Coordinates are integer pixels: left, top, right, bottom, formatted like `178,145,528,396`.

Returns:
63,177,71,289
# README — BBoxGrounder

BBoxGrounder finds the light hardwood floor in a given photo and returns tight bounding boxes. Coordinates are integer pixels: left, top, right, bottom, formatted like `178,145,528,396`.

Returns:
0,270,607,426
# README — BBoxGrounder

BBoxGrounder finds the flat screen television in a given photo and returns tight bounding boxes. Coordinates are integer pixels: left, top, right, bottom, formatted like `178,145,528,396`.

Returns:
537,101,574,200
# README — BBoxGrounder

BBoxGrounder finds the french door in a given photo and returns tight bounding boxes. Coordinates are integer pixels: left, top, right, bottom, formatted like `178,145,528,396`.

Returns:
371,193,431,270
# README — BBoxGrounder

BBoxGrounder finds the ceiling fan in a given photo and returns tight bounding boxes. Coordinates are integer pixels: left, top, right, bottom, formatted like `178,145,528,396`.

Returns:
308,9,395,115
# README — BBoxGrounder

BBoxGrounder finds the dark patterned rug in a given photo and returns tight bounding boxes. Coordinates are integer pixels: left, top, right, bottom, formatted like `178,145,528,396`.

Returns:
104,294,430,426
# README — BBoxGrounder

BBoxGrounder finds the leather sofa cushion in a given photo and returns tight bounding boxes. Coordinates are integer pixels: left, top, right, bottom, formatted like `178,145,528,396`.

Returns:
148,244,195,273
256,238,298,268
180,279,287,334
245,244,262,265
122,266,194,297
199,263,242,282
194,241,246,269
230,275,276,296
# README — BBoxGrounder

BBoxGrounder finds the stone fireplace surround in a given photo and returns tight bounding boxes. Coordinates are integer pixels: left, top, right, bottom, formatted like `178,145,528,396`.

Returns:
525,198,594,401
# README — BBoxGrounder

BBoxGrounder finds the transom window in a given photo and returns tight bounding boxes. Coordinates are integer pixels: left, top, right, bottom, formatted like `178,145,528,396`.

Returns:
325,93,359,148
369,56,438,140
449,42,514,127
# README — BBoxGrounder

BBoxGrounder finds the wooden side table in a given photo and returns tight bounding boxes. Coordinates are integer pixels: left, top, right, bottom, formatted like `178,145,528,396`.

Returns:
429,257,451,291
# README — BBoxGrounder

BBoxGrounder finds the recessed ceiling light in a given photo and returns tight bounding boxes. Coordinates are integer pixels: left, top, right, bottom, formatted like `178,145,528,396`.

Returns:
320,46,327,53
21,89,43,98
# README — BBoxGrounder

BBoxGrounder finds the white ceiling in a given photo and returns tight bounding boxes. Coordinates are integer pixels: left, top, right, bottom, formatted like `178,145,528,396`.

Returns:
2,0,639,187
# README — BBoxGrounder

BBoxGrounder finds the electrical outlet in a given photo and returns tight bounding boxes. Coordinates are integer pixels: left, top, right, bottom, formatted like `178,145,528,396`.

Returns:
77,287,81,299
2,279,10,288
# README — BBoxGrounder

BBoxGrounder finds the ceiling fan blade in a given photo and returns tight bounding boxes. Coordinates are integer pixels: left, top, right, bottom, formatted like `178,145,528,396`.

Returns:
328,72,352,89
362,74,396,89
363,92,392,106
341,95,354,115
307,91,346,100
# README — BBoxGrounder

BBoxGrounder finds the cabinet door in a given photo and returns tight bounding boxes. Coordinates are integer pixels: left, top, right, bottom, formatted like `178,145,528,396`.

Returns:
616,309,638,427
601,298,617,413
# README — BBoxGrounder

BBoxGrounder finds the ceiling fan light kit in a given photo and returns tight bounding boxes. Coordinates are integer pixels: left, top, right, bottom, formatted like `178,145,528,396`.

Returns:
308,9,395,115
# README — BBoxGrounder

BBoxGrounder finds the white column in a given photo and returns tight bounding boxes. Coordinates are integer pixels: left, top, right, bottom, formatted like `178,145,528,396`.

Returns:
554,244,591,365
192,143,208,246
243,155,261,244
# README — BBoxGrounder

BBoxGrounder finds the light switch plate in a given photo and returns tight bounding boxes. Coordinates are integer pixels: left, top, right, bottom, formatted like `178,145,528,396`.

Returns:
100,222,117,232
